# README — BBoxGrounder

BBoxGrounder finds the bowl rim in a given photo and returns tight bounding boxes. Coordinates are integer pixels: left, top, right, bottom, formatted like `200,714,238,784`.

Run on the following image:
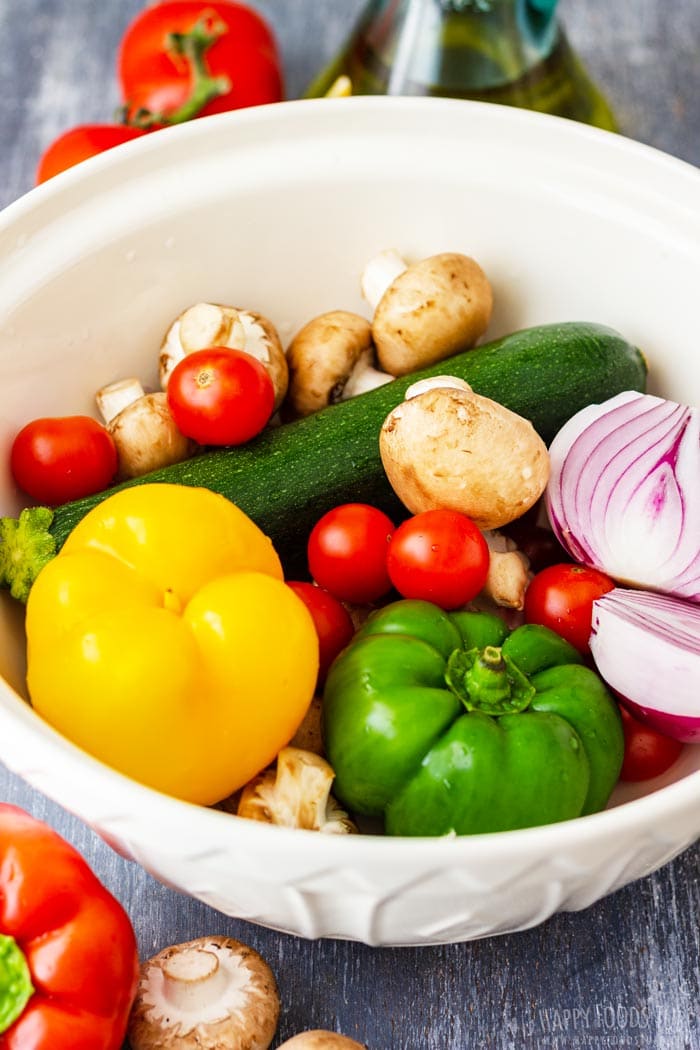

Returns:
2,95,699,864
6,94,700,227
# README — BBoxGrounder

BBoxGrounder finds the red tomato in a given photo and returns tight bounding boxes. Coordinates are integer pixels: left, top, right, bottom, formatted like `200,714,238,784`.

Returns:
307,504,395,605
524,562,615,654
117,1,283,124
619,705,683,782
287,582,355,684
10,416,118,505
36,125,148,183
387,509,490,610
167,347,274,445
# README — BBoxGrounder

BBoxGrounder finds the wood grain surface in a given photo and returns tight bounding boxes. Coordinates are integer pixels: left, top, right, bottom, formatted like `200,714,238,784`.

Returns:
1,2,699,1048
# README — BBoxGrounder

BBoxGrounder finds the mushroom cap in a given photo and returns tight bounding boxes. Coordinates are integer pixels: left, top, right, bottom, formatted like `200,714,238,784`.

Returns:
372,252,493,376
127,935,280,1050
277,1032,368,1049
286,310,373,417
109,391,195,478
160,303,289,411
379,384,550,530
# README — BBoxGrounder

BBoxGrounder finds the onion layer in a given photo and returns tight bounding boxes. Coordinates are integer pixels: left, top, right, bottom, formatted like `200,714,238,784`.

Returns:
590,588,700,742
546,391,699,601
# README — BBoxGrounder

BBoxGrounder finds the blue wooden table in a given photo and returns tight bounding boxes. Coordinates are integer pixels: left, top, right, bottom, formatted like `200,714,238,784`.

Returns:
1,2,699,1047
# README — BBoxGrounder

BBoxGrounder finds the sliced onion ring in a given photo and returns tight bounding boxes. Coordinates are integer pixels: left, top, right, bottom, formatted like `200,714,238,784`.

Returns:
546,391,700,601
590,588,700,742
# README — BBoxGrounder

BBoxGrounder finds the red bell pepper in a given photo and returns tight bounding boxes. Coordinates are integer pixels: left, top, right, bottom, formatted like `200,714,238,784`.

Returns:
0,804,139,1049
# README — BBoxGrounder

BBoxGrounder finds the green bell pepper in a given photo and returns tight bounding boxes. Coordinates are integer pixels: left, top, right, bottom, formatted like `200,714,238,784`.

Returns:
323,600,624,836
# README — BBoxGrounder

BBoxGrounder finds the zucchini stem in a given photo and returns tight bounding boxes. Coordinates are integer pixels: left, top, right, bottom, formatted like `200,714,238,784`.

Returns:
0,507,56,603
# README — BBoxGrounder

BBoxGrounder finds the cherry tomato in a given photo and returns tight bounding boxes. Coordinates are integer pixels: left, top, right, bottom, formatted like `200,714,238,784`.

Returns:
619,705,683,782
167,347,274,446
10,416,118,505
307,504,395,605
36,125,148,183
387,509,490,610
287,581,355,684
524,562,615,654
118,1,283,124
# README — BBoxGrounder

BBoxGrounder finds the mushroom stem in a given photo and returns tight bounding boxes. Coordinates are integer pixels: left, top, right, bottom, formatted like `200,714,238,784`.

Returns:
96,377,145,425
340,349,394,400
161,947,229,1011
128,936,281,1050
481,529,531,610
404,375,472,400
360,249,408,310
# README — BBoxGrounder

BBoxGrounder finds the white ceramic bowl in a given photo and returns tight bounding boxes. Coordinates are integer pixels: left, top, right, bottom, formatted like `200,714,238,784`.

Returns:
1,98,699,946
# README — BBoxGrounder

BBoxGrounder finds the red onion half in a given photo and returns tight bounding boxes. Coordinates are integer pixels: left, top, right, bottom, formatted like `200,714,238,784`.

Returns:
546,391,700,601
590,588,700,742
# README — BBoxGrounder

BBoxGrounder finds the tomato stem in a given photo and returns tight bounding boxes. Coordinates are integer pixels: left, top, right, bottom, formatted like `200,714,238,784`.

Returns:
124,16,232,128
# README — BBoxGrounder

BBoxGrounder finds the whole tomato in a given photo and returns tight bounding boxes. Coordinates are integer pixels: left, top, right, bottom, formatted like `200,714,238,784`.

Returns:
10,416,118,505
524,562,615,655
287,581,355,684
619,705,683,782
387,509,490,610
36,125,148,183
307,504,396,605
167,347,275,446
118,1,284,124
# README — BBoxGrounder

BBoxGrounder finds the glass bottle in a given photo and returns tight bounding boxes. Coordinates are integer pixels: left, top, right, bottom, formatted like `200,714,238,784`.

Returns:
305,0,617,131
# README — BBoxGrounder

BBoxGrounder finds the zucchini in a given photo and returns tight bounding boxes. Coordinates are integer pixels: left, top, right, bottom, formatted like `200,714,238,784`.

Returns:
2,321,646,591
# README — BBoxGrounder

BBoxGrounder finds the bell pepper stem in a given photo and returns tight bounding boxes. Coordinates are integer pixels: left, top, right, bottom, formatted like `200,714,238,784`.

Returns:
0,506,56,603
0,934,34,1034
125,16,232,128
445,645,535,715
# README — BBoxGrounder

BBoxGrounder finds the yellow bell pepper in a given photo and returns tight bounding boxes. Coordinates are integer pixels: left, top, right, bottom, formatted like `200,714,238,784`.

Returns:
25,483,319,805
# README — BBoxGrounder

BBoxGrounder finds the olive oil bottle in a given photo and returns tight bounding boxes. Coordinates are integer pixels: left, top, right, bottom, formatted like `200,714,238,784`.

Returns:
305,0,617,131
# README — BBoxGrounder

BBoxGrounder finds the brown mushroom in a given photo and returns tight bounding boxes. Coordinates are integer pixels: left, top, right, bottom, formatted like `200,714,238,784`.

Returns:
160,303,289,410
127,936,280,1050
481,529,531,610
237,747,356,834
286,310,393,417
96,377,194,479
362,251,493,376
277,1033,368,1049
379,376,550,530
